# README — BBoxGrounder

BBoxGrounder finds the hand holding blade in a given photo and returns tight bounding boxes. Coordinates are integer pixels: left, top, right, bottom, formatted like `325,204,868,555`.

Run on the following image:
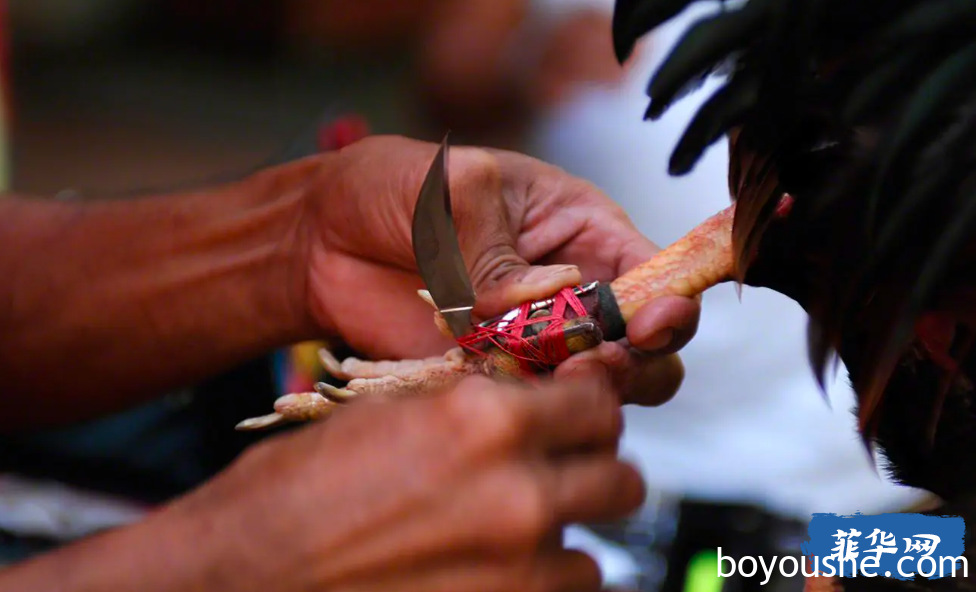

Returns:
411,136,477,338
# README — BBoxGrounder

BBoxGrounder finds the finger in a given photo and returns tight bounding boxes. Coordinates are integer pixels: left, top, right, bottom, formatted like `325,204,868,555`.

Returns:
624,295,701,355
539,549,604,592
614,234,661,280
445,151,585,317
611,234,702,356
438,375,622,465
351,550,602,592
426,455,638,556
474,264,584,318
517,370,624,453
623,353,685,407
554,342,685,407
546,454,647,526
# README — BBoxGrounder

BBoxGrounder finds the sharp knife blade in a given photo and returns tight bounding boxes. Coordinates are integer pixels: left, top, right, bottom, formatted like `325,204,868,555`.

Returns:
411,136,477,338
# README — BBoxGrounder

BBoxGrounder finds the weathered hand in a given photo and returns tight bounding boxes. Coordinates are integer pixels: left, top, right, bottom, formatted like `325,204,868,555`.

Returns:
157,373,644,592
298,135,699,405
0,372,645,591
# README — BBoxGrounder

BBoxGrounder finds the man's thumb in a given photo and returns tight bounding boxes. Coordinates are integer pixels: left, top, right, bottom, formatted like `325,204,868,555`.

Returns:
468,249,582,319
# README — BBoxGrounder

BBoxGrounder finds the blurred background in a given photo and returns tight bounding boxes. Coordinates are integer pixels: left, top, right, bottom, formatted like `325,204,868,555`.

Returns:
9,0,636,193
0,1,930,591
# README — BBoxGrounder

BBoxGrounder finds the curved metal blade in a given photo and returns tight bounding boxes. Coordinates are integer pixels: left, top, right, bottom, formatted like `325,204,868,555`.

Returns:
411,135,476,338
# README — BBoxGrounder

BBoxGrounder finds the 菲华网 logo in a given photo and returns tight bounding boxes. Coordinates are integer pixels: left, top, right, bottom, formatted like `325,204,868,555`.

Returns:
801,512,968,580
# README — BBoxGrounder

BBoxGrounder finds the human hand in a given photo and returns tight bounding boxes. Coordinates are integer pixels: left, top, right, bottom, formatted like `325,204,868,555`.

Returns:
290,135,700,405
159,372,644,592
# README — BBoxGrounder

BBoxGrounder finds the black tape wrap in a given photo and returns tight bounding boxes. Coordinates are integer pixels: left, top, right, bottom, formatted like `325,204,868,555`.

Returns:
595,283,626,342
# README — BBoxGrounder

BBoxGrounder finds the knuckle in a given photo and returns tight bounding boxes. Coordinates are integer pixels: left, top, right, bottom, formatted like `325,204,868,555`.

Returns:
454,147,503,190
569,376,624,441
441,377,528,451
498,469,554,545
604,396,625,440
468,243,524,291
437,375,491,415
588,376,621,414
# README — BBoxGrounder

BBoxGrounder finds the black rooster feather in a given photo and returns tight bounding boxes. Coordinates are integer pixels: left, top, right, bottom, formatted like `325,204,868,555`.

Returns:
612,1,976,590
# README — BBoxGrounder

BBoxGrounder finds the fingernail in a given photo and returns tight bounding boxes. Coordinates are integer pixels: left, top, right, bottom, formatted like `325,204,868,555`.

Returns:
521,265,579,285
645,328,674,351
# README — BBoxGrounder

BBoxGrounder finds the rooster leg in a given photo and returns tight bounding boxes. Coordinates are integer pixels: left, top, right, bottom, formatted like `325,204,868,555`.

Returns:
343,359,483,398
236,204,741,431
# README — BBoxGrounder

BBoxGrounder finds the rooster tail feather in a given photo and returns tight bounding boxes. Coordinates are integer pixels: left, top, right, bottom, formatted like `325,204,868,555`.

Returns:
612,0,700,64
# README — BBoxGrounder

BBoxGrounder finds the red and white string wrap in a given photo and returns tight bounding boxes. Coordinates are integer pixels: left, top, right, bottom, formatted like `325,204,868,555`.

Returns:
457,287,589,375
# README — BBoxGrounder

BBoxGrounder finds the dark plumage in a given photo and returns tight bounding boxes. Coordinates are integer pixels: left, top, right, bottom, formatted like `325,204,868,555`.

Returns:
612,1,976,589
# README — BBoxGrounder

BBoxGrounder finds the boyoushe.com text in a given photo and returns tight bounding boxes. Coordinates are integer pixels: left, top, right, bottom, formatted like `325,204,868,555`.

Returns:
716,547,968,585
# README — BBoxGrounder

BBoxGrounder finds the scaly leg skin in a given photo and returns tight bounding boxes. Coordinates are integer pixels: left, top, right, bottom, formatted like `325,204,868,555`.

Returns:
233,392,333,431
318,345,467,381
318,346,477,399
235,345,484,431
235,203,741,432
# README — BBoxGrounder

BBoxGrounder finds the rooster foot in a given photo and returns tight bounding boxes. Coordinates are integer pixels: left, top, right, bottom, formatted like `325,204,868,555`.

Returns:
234,346,482,431
235,204,741,432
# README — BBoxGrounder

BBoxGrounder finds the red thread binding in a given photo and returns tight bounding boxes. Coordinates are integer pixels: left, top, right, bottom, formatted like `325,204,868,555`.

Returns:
457,287,588,374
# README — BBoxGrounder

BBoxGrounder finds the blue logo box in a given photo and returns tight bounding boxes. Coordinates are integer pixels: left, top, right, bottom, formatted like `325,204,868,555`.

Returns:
801,513,967,580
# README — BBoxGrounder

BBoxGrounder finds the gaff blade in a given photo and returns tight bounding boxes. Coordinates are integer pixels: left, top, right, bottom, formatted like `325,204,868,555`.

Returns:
411,135,476,338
